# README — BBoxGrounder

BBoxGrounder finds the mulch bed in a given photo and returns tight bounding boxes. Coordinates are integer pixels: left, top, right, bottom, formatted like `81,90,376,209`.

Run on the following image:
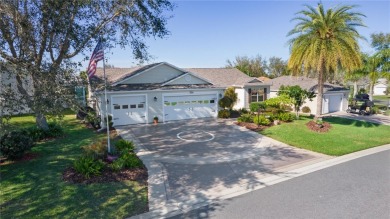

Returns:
306,120,332,133
62,166,148,185
0,152,39,166
235,122,269,132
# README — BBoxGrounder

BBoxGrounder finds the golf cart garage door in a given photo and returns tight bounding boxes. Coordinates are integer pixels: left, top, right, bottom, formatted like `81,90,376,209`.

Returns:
111,95,147,126
163,94,218,122
323,94,342,114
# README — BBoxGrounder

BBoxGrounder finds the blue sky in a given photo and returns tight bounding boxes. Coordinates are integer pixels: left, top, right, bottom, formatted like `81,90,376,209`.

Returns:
79,0,390,69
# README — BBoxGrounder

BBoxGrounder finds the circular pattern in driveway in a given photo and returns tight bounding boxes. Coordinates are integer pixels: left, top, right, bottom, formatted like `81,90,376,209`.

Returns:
177,131,215,142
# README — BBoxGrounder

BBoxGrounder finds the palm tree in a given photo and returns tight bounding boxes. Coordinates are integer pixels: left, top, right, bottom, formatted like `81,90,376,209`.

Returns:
287,3,365,118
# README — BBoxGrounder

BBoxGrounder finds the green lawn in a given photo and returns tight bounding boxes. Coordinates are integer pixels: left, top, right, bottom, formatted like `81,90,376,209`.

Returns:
260,116,390,156
0,114,148,218
373,95,390,101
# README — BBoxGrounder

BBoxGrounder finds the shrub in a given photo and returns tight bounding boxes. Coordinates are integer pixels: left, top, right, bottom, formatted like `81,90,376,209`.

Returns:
371,106,379,114
22,123,64,142
237,113,253,123
250,102,266,113
23,126,45,142
239,108,249,114
301,106,311,113
86,112,101,129
46,122,64,138
73,155,105,178
83,139,108,159
277,112,295,122
218,109,230,118
109,159,124,172
218,96,233,109
110,153,143,171
253,115,271,126
120,153,143,168
104,115,114,129
115,139,135,154
0,131,34,160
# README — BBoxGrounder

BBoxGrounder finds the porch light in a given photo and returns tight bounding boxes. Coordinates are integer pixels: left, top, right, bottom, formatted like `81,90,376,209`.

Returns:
154,96,158,102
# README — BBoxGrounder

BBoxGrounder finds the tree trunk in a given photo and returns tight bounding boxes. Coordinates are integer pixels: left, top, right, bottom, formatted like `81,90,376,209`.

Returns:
353,81,358,98
369,82,374,101
315,65,325,119
36,112,49,130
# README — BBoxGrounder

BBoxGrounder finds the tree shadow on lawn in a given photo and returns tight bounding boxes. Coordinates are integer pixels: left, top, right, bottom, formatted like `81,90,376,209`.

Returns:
323,117,380,128
0,154,148,218
0,120,148,218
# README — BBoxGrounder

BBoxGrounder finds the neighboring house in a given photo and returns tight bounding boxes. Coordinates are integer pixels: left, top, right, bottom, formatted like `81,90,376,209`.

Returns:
0,65,33,116
91,62,270,126
373,78,388,95
269,76,350,114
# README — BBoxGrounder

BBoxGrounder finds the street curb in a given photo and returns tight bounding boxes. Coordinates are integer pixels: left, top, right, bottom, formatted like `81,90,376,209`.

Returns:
128,144,390,219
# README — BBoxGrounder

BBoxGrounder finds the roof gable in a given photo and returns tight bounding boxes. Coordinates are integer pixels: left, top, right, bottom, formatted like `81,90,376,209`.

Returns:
162,72,212,86
113,62,187,85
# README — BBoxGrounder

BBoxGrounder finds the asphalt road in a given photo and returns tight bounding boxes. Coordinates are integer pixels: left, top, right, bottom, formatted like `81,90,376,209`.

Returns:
170,150,390,219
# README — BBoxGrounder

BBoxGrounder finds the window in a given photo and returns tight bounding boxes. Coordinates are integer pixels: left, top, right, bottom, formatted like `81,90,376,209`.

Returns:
210,100,215,104
130,104,136,109
250,88,266,103
114,104,120,110
122,105,128,109
164,102,170,106
204,100,209,104
171,102,177,106
138,104,144,108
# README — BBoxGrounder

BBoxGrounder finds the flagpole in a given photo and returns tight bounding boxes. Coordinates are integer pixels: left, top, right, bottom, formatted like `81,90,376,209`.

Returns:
102,52,111,153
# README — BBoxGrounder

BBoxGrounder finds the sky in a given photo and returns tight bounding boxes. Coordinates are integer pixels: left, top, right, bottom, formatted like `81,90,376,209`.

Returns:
78,0,390,70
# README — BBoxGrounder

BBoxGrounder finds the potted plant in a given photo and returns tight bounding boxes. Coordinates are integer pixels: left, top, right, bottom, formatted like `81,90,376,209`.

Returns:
153,116,159,125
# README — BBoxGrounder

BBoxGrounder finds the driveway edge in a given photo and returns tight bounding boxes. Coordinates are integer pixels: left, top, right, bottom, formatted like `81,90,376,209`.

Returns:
127,143,390,219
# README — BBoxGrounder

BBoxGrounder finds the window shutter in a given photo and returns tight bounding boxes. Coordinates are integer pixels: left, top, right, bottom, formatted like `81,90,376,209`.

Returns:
263,88,267,101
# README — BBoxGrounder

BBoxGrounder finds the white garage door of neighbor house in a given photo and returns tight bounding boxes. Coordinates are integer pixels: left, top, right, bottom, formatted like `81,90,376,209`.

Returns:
163,94,218,121
374,86,386,95
111,95,147,126
324,94,342,114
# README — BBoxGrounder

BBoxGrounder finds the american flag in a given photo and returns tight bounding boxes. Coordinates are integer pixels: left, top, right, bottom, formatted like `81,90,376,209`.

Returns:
87,41,104,78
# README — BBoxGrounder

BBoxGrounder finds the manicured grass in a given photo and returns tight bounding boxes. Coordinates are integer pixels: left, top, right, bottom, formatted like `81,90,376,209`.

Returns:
0,114,148,218
373,95,390,101
260,116,390,156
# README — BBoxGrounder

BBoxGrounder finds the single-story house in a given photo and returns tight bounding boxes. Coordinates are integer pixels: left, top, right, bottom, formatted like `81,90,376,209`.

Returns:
374,78,388,95
269,76,350,114
91,62,270,126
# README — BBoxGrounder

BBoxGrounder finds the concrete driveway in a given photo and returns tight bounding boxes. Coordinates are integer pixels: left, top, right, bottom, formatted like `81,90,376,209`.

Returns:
328,111,390,125
116,119,329,217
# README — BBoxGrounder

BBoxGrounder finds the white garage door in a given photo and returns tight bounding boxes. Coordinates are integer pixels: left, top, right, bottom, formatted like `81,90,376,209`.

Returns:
111,95,147,126
324,94,342,114
163,94,218,122
374,86,386,95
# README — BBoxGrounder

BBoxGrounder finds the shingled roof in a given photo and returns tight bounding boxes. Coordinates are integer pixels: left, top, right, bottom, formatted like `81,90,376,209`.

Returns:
270,76,348,92
92,63,161,84
185,68,267,87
